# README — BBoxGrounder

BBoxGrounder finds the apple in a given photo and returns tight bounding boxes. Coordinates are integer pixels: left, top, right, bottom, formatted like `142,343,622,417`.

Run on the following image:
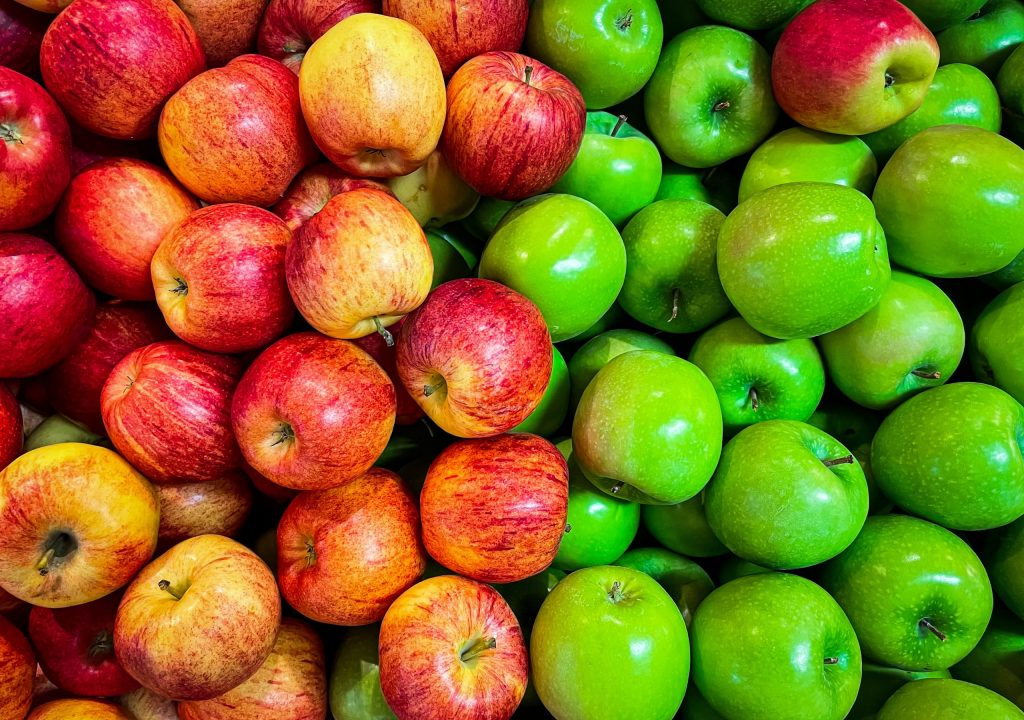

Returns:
986,515,1024,618
848,665,952,719
172,0,268,67
1000,44,1024,144
39,0,205,140
55,158,200,301
67,123,162,174
0,614,33,720
615,547,714,626
395,278,552,438
155,473,254,547
901,0,987,30
511,345,569,437
272,162,390,232
694,0,811,30
0,443,159,608
286,188,433,340
258,0,378,73
386,149,479,227
442,52,586,200
0,67,70,232
461,195,515,241
232,333,396,490
951,608,1024,707
120,688,180,720
970,280,1024,403
567,328,674,410
329,624,393,720
23,415,104,453
937,0,1024,77
352,318,424,426
101,341,243,484
152,204,295,353
0,0,49,75
28,700,134,720
876,678,1023,718
0,384,22,470
114,534,281,701
642,494,727,558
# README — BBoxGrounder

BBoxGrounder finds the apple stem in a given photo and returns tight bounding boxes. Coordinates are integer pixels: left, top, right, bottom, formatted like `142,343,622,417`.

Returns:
749,387,760,411
88,630,114,661
564,524,572,533
668,288,680,323
607,581,625,603
884,72,895,88
822,454,854,468
912,369,941,380
609,481,624,494
35,532,76,577
305,540,317,568
35,547,56,577
423,378,446,397
919,618,947,642
271,423,294,447
0,123,22,144
823,656,840,665
616,9,633,30
460,636,496,662
523,65,534,87
373,317,395,347
170,277,188,296
158,579,184,601
713,100,731,112
610,115,628,138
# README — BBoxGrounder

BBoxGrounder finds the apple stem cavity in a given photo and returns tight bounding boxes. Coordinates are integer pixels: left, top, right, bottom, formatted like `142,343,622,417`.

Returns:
608,581,625,604
170,277,188,296
88,630,114,661
423,378,447,398
523,65,534,87
919,618,947,642
822,454,855,468
271,422,294,447
912,368,942,380
0,123,22,144
823,656,840,665
668,288,680,322
373,317,395,347
158,579,184,601
611,115,628,137
749,387,760,411
616,9,633,31
460,636,496,663
36,531,76,577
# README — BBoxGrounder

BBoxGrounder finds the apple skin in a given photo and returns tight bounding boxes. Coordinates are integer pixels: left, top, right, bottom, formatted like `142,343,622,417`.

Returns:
28,700,134,720
39,0,205,140
119,688,180,720
426,230,477,291
1000,44,1024,144
988,516,1024,618
101,341,243,484
0,0,49,75
692,573,861,720
329,624,394,720
694,0,811,30
277,468,425,625
272,161,390,232
352,317,424,426
772,0,940,135
286,188,433,340
0,384,22,471
379,575,528,720
642,494,728,559
847,664,952,720
258,0,378,74
717,182,892,340
871,382,1024,530
614,547,714,627
0,443,159,608
0,67,71,232
420,433,568,584
386,148,479,227
152,204,295,354
971,280,1024,404
821,514,993,671
55,158,200,301
173,0,268,67
902,0,987,31
937,0,1024,77
155,473,254,547
461,195,514,242
511,345,569,437
442,51,586,200
395,278,552,438
952,609,1024,708
877,678,1024,719
0,614,33,720
567,328,674,411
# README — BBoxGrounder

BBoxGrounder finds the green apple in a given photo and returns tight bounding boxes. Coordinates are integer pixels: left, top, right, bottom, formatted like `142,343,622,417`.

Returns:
877,678,1024,719
717,556,773,584
619,199,732,334
738,127,878,203
808,403,890,514
819,271,965,410
820,514,993,671
525,0,664,109
871,382,1024,530
705,420,869,569
693,0,812,31
902,0,987,30
531,565,690,720
551,112,663,227
717,182,892,339
644,26,778,168
971,281,1024,403
999,44,1024,143
569,303,629,344
387,150,479,227
989,515,1024,619
512,346,570,436
679,683,726,720
573,350,723,504
937,0,1024,77
985,249,1024,289
642,493,728,558
425,228,477,289
658,0,708,39
479,193,626,342
568,329,675,410
847,665,953,720
461,196,514,242
691,573,862,720
553,439,640,571
688,316,825,434
861,63,1002,163
495,566,564,638
24,414,106,452
329,624,395,720
615,547,714,626
951,608,1024,707
655,161,740,214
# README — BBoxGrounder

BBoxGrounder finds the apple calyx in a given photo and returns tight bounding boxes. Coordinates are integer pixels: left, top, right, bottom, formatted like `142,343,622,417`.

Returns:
911,368,942,380
616,9,633,31
712,101,731,113
523,65,534,87
158,579,186,601
0,122,22,144
88,630,115,662
884,72,895,89
373,317,395,347
823,656,840,665
822,454,855,468
36,531,77,577
919,617,947,642
749,387,760,412
607,581,625,604
668,288,681,323
610,115,628,138
170,277,188,296
460,636,496,663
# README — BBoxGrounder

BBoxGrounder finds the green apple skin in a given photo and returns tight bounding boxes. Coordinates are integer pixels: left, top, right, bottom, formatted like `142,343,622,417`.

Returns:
655,161,740,214
819,271,965,411
705,420,869,570
479,194,626,342
952,608,1024,708
971,281,1024,404
937,0,1024,77
989,515,1024,618
861,63,1002,163
999,44,1024,144
902,0,987,30
808,402,882,452
873,126,1024,277
569,303,629,344
460,196,514,243
877,679,1024,719
678,683,726,720
525,0,664,109
619,199,732,334
551,112,663,227
658,0,708,39
553,439,640,572
847,665,953,720
985,249,1024,289
717,556,773,584
568,329,675,411
329,625,396,720
691,573,862,720
425,228,477,289
871,382,1024,530
512,346,570,437
495,566,564,638
24,414,106,452
642,493,728,558
572,350,723,504
820,514,994,671
738,127,878,203
717,182,892,340
615,547,714,627
531,565,690,720
689,316,825,434
694,0,812,31
644,26,779,168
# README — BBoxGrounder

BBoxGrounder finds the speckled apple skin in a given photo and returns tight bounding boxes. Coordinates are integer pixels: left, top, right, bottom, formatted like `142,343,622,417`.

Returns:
28,699,135,720
0,614,34,720
272,162,390,231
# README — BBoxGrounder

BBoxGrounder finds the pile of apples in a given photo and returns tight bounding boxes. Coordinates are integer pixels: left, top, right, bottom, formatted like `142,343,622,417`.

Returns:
3,0,1024,717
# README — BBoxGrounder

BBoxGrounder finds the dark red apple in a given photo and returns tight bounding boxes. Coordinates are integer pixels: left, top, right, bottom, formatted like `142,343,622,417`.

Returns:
0,383,21,470
257,0,379,73
271,161,391,232
0,0,49,77
352,317,424,426
68,124,161,175
0,614,34,720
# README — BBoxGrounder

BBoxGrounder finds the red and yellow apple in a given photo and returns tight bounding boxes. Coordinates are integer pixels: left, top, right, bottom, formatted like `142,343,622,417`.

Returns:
0,384,22,470
386,148,480,226
173,0,268,67
30,699,136,719
0,0,49,75
352,317,424,426
243,460,299,505
155,473,254,547
272,162,390,232
0,614,33,720
119,688,180,720
257,0,378,74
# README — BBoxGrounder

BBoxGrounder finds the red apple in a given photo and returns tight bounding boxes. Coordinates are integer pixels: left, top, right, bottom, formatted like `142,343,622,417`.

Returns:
231,332,396,490
286,187,433,340
352,317,424,426
277,468,424,625
159,55,318,206
0,233,94,379
0,614,33,720
379,575,528,720
29,699,134,720
151,204,295,354
68,124,161,175
28,594,138,697
442,51,585,200
156,473,254,547
101,341,243,484
242,460,299,504
272,162,390,232
119,688,180,720
31,664,64,707
383,0,528,77
174,0,268,67
0,0,49,76
395,278,551,438
772,0,940,134
45,301,172,433
0,67,71,232
0,383,21,470
257,0,378,73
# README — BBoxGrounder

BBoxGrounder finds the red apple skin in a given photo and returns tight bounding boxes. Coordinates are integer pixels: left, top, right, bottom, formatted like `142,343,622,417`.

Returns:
29,699,134,720
67,124,161,175
442,52,585,200
101,341,243,484
396,278,551,438
0,0,49,76
156,473,254,547
45,302,172,433
352,317,424,426
383,0,528,77
231,332,396,491
277,468,425,625
379,575,528,720
0,234,95,379
151,204,295,354
272,162,391,232
0,384,22,470
158,55,318,207
0,614,33,720
0,67,71,232
28,594,138,697
39,0,205,140
174,0,268,67
257,0,379,74
242,460,299,504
